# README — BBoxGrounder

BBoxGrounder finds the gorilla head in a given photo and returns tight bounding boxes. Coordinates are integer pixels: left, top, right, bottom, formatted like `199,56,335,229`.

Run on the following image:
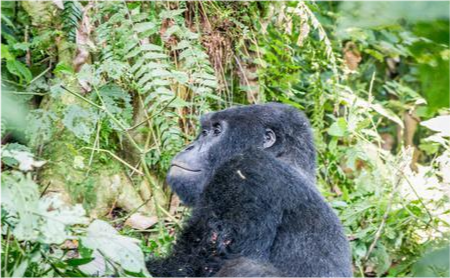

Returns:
167,103,316,206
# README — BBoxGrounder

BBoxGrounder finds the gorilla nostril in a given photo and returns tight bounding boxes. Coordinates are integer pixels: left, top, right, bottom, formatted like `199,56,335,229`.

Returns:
185,145,195,152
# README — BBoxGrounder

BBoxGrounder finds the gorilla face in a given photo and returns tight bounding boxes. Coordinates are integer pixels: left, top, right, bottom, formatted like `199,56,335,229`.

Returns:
167,111,277,206
167,121,226,206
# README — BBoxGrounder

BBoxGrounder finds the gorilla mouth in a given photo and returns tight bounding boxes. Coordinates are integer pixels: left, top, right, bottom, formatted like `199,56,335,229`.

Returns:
171,163,202,173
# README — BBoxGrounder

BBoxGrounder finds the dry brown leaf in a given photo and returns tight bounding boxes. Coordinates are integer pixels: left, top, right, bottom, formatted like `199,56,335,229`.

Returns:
124,213,158,230
343,41,362,71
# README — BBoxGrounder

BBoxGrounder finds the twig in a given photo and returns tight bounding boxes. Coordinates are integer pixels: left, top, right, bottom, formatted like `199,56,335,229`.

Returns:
126,95,177,131
60,85,104,110
2,91,46,96
363,150,412,263
3,228,11,276
29,66,51,85
400,172,434,227
39,182,51,198
25,26,31,67
141,159,165,234
157,203,181,228
111,198,152,223
86,119,102,175
81,147,144,175
363,189,396,263
92,86,144,153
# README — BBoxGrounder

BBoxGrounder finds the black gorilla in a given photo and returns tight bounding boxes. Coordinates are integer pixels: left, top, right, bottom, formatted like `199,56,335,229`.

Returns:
146,103,352,277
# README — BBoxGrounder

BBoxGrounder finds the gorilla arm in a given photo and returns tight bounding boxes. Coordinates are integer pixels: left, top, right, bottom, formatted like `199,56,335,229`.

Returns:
146,216,217,277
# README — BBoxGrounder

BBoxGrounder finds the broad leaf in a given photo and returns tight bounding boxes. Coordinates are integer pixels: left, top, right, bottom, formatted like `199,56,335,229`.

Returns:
80,220,149,275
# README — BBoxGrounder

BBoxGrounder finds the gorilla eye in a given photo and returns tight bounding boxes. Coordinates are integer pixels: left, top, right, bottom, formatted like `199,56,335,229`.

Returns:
201,129,208,137
212,123,222,135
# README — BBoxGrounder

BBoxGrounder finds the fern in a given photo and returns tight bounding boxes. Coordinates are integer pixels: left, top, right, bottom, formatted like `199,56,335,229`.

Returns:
62,105,99,143
161,9,218,97
87,3,220,169
98,84,133,131
26,109,58,147
62,0,83,42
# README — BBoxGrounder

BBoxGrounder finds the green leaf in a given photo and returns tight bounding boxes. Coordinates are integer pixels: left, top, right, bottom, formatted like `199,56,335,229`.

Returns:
418,57,449,113
143,52,169,60
159,9,186,19
39,196,88,244
412,246,449,277
80,220,149,275
173,40,190,50
164,25,182,38
133,22,156,33
99,84,133,129
150,68,172,78
1,149,45,171
1,43,14,60
62,105,98,142
1,91,28,138
1,172,40,241
168,97,190,108
2,170,87,244
54,62,75,75
62,0,83,42
171,70,189,84
66,257,95,267
371,103,404,128
12,259,28,278
6,60,32,83
328,118,348,137
141,44,163,52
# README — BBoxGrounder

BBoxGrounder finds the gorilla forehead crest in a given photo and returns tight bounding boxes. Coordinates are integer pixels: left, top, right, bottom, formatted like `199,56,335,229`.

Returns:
203,103,316,172
202,103,310,133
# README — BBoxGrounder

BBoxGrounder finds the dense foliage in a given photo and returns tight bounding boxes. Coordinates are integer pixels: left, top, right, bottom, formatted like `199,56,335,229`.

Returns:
1,1,449,277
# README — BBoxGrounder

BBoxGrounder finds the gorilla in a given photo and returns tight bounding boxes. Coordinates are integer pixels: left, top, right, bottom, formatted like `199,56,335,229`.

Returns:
146,103,352,277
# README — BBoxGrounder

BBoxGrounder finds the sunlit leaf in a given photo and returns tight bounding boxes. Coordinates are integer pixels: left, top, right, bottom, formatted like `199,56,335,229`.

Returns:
328,118,348,137
421,115,450,136
6,60,32,83
80,220,149,274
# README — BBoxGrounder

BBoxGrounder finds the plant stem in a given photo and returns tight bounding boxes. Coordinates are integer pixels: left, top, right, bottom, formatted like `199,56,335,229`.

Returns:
61,85,105,110
3,228,11,276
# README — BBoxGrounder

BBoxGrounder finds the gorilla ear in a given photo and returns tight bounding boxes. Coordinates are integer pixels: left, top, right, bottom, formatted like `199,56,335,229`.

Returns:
263,128,276,148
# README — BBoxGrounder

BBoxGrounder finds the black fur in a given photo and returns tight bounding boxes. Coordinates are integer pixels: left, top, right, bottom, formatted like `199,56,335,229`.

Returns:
147,103,352,277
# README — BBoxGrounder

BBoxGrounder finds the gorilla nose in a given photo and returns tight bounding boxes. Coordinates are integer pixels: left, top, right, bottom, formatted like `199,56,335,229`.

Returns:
184,145,195,152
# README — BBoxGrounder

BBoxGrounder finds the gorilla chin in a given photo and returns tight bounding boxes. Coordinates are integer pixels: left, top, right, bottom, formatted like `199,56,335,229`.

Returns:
167,165,206,206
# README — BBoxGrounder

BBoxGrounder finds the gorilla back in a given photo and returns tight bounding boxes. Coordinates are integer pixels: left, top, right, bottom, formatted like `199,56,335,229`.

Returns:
147,103,352,277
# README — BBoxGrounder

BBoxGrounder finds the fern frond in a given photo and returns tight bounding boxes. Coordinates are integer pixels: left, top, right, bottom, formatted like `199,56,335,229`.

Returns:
89,3,220,169
62,0,83,42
